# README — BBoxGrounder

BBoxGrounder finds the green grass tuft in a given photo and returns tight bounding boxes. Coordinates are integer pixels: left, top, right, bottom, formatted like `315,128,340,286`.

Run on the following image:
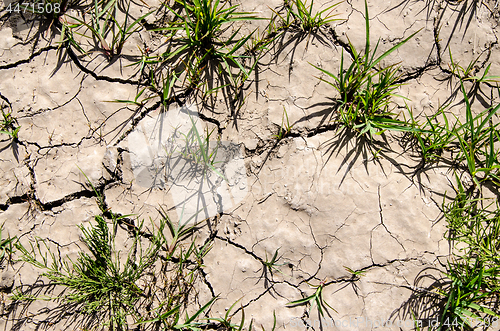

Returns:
147,0,262,100
0,105,20,140
312,0,420,138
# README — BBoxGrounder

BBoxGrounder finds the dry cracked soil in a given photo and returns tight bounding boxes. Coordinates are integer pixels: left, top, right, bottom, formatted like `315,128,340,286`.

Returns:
1,0,500,330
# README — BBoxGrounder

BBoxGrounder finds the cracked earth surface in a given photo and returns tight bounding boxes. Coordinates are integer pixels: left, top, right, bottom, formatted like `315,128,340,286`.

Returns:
1,0,500,330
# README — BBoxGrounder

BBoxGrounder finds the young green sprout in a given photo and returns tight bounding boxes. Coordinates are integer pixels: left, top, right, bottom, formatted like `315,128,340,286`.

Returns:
150,0,263,98
287,279,337,317
453,81,500,186
448,48,500,84
178,114,226,181
0,224,16,265
439,174,500,330
0,107,20,140
273,106,294,141
68,0,153,60
263,248,289,277
344,266,366,278
283,0,342,32
311,0,420,138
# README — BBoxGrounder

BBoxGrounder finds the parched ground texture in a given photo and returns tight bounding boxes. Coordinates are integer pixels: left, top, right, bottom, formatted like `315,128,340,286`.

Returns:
1,0,500,330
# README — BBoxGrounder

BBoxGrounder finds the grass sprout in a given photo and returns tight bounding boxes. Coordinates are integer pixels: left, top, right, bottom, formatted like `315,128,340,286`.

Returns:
312,0,420,138
438,175,500,330
448,48,500,84
15,214,165,331
280,0,342,32
409,102,457,161
448,48,479,82
68,0,152,59
287,280,336,317
453,81,500,186
141,296,217,330
176,114,226,181
262,248,287,277
273,106,294,141
0,106,20,139
269,0,342,49
149,0,262,98
0,224,16,265
205,298,245,330
110,87,152,106
244,16,281,56
343,266,366,278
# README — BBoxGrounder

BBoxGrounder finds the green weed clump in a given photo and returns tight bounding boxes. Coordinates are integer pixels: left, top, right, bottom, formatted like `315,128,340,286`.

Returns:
448,49,500,85
409,103,457,161
8,172,283,331
410,82,500,186
313,0,420,138
15,214,165,331
146,0,261,101
453,83,500,187
438,176,500,330
177,115,226,180
13,206,217,331
68,0,153,59
246,0,342,56
287,280,336,318
0,225,16,266
0,105,20,140
277,0,341,32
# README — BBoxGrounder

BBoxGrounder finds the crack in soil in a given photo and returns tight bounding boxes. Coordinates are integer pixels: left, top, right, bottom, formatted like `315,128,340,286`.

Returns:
0,45,58,70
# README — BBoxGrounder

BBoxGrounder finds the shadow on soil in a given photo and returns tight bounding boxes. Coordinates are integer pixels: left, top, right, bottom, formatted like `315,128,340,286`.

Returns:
389,267,451,330
5,281,100,331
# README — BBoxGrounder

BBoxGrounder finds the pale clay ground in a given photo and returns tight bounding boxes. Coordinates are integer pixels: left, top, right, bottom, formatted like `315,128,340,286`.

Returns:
1,0,500,330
